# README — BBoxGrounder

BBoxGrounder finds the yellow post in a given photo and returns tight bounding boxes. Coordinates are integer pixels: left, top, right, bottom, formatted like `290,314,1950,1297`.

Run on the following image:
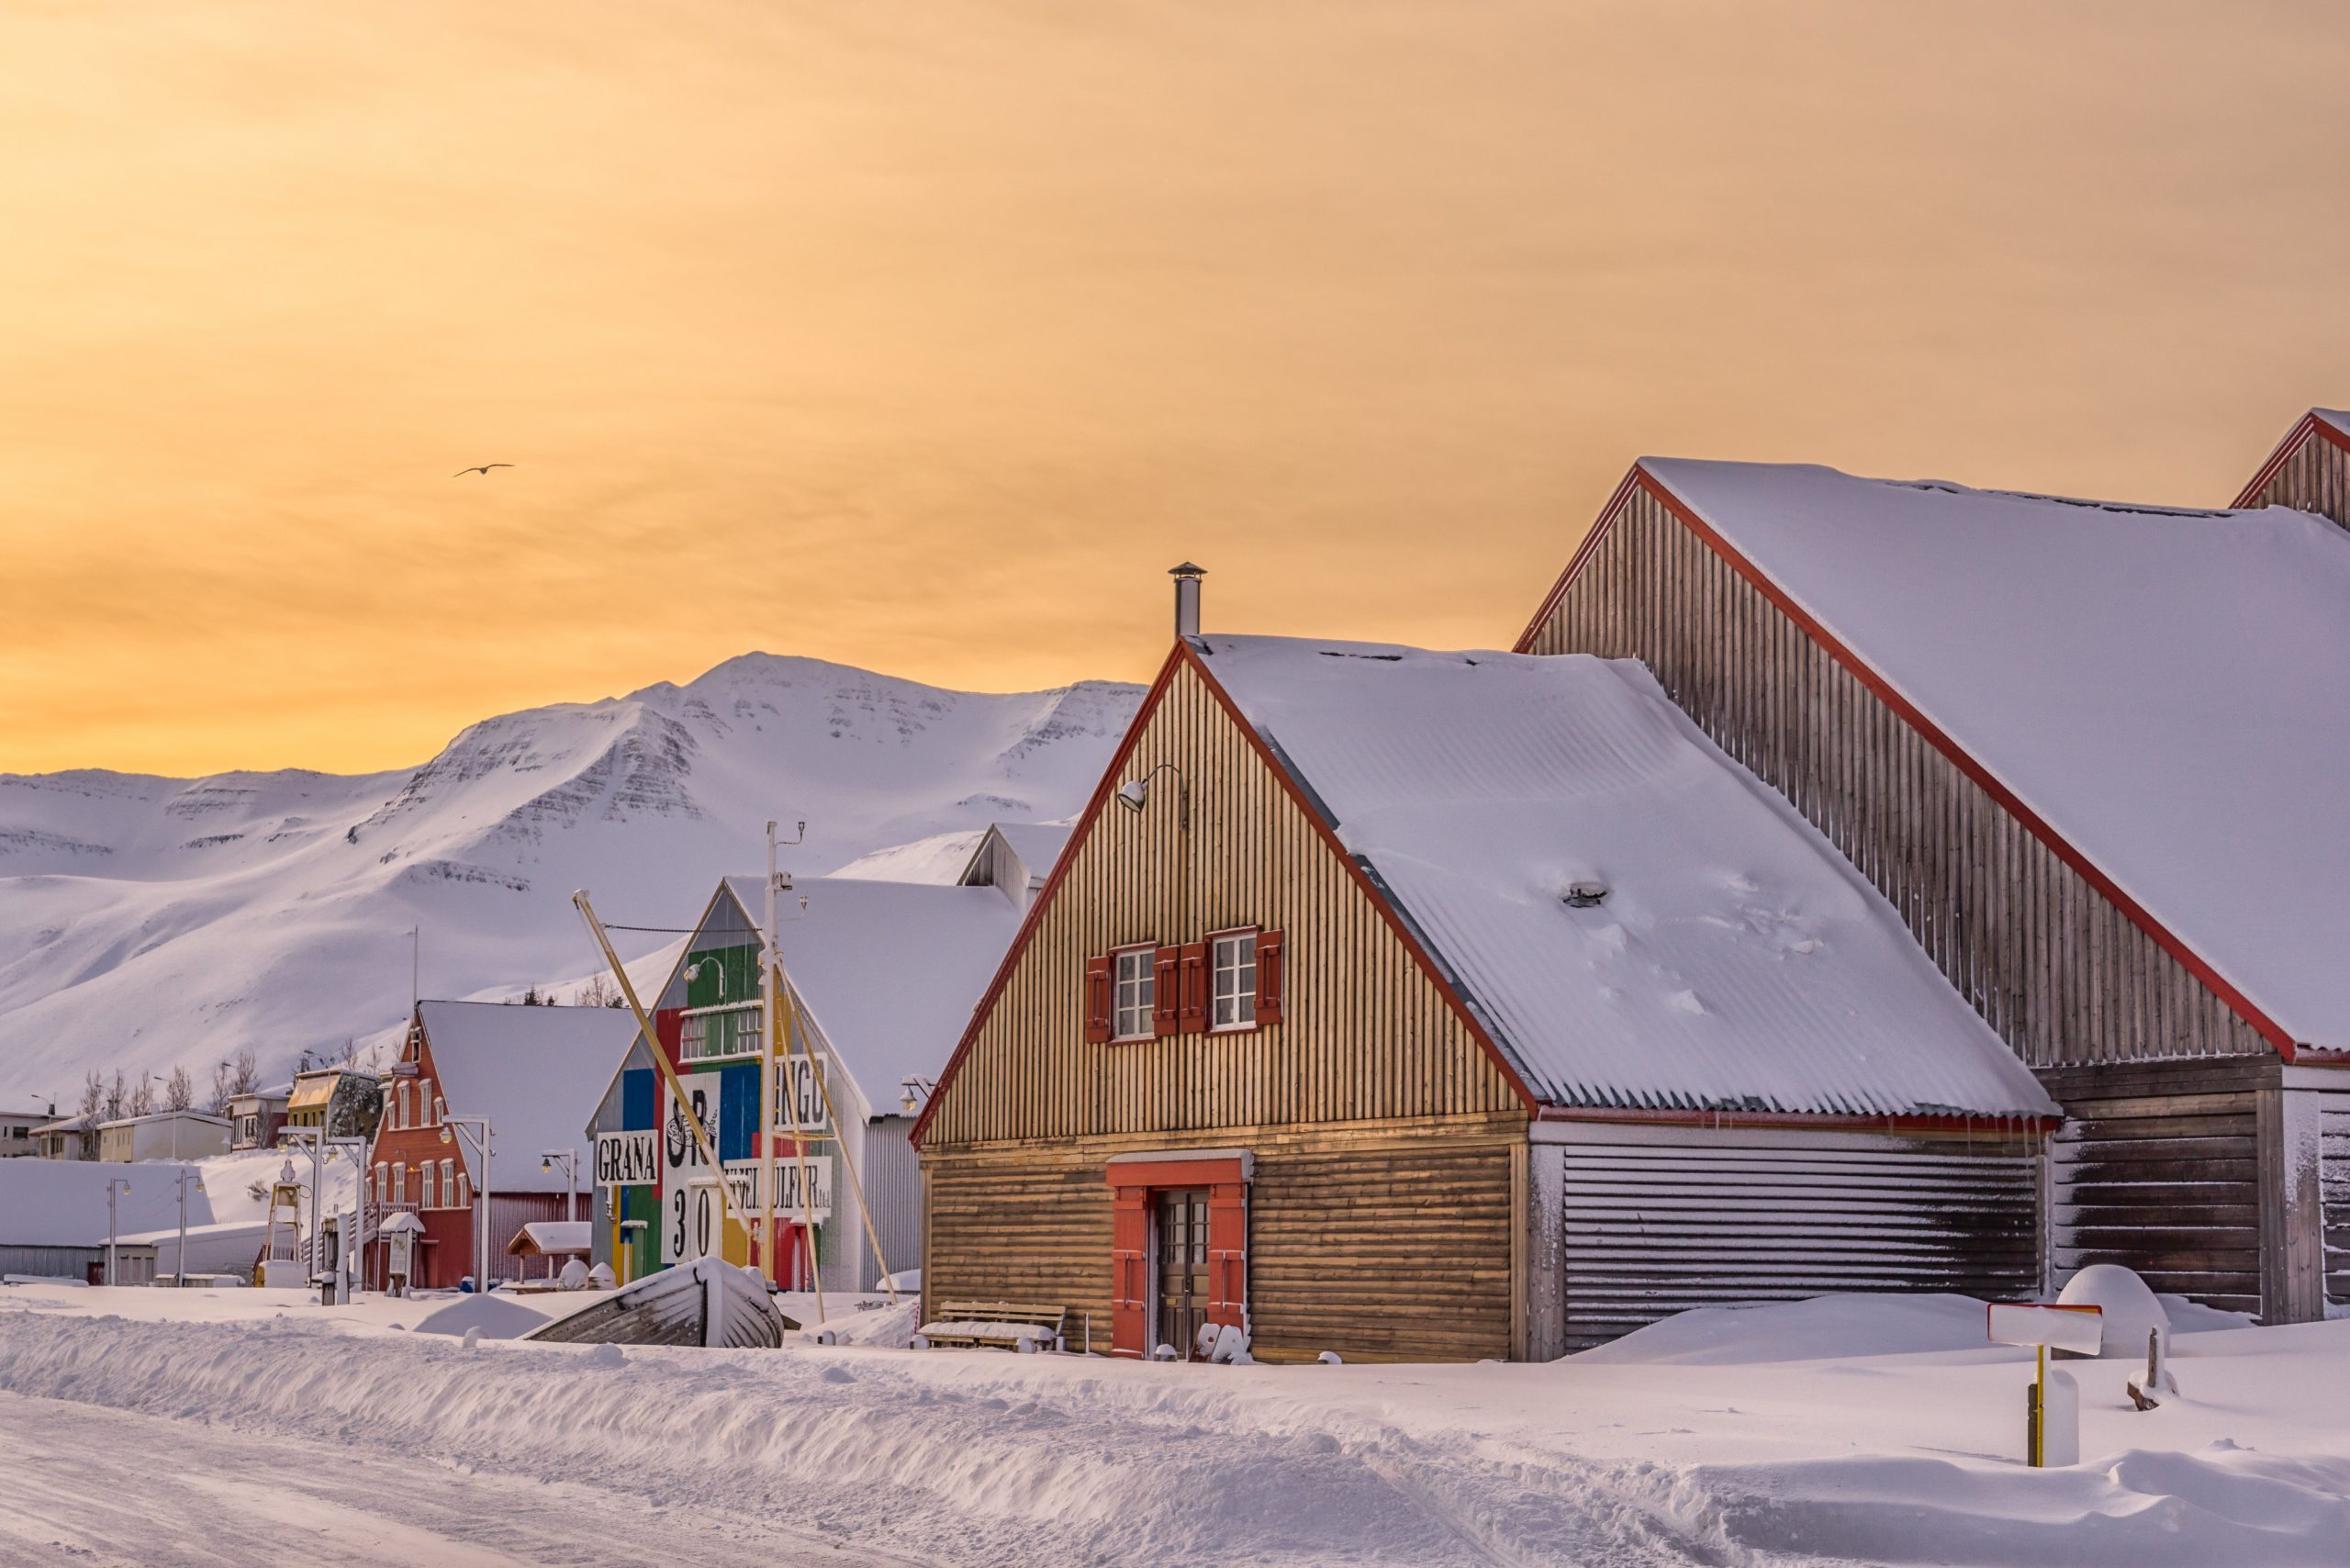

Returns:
2031,1344,2047,1468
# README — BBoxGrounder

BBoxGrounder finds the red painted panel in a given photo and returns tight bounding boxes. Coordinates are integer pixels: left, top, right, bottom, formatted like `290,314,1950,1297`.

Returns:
1109,1188,1149,1358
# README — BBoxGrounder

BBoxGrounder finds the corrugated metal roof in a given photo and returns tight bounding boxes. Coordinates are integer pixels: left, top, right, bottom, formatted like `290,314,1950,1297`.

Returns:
1193,635,2058,1120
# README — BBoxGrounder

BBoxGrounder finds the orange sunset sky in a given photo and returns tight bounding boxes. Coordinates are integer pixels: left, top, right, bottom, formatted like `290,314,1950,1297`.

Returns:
6,2,2348,778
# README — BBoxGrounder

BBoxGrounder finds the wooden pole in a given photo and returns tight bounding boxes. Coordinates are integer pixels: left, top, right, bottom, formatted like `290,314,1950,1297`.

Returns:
572,891,743,1263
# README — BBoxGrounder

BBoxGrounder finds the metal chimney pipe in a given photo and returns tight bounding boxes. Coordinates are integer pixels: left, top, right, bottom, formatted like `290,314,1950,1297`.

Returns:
1169,562,1205,639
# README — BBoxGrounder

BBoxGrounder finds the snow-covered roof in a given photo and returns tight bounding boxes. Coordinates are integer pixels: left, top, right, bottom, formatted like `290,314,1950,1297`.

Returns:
2313,408,2350,440
1641,458,2350,1051
96,1110,229,1132
719,876,1023,1114
980,823,1071,882
1192,635,2059,1119
413,1002,640,1191
509,1219,594,1256
0,1158,211,1246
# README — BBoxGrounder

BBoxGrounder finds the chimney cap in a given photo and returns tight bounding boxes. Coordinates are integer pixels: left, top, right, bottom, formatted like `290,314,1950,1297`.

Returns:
1168,561,1206,578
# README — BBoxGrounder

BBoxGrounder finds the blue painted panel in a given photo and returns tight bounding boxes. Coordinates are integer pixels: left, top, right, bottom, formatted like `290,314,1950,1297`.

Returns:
622,1067,655,1130
719,1060,760,1161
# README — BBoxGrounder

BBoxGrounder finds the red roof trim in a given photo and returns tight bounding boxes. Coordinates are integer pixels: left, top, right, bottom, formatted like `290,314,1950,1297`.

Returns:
1606,465,2300,1063
1512,463,1643,655
2233,411,2350,509
912,644,1191,1148
1535,1104,2064,1136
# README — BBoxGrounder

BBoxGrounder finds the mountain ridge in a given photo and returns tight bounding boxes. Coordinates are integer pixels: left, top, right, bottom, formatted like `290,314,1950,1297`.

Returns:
0,652,1142,1103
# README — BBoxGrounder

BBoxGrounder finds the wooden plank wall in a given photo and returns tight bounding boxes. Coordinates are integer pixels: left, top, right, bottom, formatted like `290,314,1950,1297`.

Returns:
2041,1059,2272,1314
923,658,1525,1148
1524,487,2271,1069
924,1119,1521,1363
2245,427,2350,532
1551,1126,2042,1352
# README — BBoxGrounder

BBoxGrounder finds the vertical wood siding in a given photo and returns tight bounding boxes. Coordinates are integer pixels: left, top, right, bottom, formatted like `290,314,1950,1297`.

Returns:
1550,1126,2043,1352
2321,1100,2350,1313
923,659,1524,1148
2245,427,2350,532
1524,486,2269,1069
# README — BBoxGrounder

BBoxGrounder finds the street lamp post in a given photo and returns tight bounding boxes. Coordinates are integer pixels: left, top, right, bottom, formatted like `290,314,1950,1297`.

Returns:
105,1178,130,1286
442,1115,492,1289
173,1167,204,1287
540,1149,578,1224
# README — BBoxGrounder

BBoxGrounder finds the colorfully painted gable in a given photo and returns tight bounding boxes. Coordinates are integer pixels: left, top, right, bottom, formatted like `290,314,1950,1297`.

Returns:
921,654,1528,1148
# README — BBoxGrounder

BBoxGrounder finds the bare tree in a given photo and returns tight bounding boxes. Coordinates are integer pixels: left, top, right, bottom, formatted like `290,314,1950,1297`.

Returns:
78,1071,105,1159
103,1070,128,1122
231,1047,257,1096
129,1074,155,1118
164,1064,194,1113
581,973,623,1009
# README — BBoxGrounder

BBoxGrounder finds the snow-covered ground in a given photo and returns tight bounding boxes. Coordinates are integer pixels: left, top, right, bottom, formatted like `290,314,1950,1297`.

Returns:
1,1284,2344,1566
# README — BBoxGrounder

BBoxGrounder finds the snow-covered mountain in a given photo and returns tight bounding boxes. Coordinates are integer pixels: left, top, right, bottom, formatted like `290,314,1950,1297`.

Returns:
0,654,1140,1103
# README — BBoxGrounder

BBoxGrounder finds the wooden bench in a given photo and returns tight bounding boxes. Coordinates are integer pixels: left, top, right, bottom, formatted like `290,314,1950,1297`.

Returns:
913,1300,1067,1353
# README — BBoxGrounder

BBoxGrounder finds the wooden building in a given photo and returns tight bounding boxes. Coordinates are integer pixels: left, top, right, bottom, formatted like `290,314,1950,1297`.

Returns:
914,632,2058,1361
226,1083,291,1152
366,1002,631,1289
586,872,1020,1291
1517,457,2350,1320
285,1067,380,1143
2236,407,2350,530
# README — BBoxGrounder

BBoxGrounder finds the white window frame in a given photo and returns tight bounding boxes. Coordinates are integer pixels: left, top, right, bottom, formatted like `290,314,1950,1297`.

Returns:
455,1171,471,1211
441,1159,455,1209
417,1079,433,1126
392,1162,407,1204
420,1159,437,1211
1112,946,1156,1042
679,1002,765,1062
1209,929,1259,1034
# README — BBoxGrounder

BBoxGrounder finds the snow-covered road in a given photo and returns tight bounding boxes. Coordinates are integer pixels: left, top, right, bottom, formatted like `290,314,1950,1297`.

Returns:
0,1391,920,1568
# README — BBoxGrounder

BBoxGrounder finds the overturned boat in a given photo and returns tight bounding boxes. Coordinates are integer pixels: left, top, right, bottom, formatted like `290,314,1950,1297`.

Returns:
523,1257,799,1350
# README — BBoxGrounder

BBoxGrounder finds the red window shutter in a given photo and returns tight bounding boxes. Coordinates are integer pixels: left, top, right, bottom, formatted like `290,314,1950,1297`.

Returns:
1083,956,1113,1044
1255,929,1285,1025
1178,942,1207,1032
1152,946,1180,1036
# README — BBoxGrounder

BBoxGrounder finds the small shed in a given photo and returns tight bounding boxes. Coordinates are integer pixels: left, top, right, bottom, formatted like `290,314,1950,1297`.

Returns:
509,1220,595,1280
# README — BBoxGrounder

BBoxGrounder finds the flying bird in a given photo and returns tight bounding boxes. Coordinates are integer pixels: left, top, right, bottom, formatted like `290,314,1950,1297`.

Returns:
453,463,514,477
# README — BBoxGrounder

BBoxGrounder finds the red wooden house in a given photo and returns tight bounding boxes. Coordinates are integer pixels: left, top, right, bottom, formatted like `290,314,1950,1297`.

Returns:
368,1001,634,1289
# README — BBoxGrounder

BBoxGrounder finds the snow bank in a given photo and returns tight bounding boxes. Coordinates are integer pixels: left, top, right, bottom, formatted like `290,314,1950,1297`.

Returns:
412,1294,565,1340
1,1288,2345,1566
1574,1291,2002,1365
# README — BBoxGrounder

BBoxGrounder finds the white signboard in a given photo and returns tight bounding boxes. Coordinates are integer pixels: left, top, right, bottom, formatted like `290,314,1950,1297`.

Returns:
596,1129,658,1188
667,1181,721,1263
1986,1302,2103,1355
775,1057,828,1135
663,1070,722,1183
721,1155,833,1223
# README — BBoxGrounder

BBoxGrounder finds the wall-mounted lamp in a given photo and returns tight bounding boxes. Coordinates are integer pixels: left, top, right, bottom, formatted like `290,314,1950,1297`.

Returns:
1114,762,1189,831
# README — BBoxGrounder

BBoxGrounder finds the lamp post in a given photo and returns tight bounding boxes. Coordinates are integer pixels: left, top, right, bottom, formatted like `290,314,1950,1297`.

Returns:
540,1148,578,1224
105,1178,130,1285
442,1115,492,1289
173,1167,204,1287
1113,761,1190,830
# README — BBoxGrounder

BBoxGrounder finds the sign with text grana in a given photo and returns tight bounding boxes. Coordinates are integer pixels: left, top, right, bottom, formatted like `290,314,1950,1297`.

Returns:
596,1129,658,1188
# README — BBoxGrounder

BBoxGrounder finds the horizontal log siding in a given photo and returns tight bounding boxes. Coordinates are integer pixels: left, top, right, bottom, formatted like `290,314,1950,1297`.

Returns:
1555,1127,2042,1351
2245,426,2350,532
923,659,1524,1148
1525,485,2269,1069
923,1118,1520,1363
2040,1059,2274,1314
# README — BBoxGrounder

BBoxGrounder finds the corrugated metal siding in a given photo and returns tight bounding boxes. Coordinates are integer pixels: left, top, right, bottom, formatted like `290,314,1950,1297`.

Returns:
0,1245,103,1281
860,1114,921,1290
1552,1125,2042,1351
923,658,1524,1148
1525,484,2270,1069
2246,425,2350,532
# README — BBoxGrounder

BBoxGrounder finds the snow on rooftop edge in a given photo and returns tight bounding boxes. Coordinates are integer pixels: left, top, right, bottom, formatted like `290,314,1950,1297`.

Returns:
1192,635,2056,1120
1639,457,2350,1048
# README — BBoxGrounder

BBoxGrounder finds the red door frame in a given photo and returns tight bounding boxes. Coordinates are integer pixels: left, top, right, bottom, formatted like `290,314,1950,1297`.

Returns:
1105,1152,1250,1359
